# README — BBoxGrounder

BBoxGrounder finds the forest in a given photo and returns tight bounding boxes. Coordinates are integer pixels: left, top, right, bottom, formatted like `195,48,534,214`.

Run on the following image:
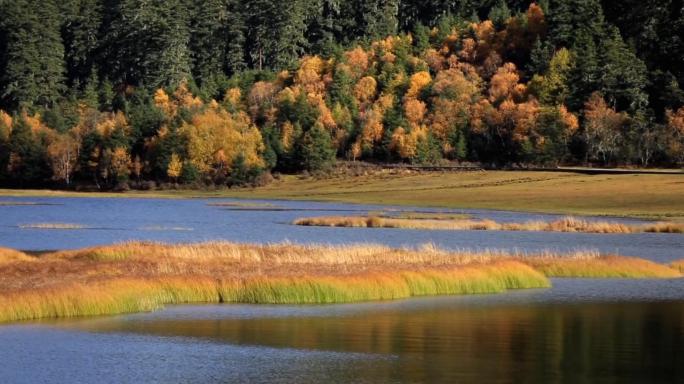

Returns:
0,0,683,189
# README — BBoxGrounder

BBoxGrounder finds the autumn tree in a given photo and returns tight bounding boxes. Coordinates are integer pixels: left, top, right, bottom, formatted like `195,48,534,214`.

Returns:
583,92,627,163
108,146,132,184
47,133,79,185
530,48,573,106
181,104,264,183
6,114,51,185
167,153,183,182
665,107,684,164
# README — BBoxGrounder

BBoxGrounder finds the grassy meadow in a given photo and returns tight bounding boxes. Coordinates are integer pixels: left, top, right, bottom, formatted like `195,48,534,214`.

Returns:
2,171,683,219
293,215,684,234
0,242,681,323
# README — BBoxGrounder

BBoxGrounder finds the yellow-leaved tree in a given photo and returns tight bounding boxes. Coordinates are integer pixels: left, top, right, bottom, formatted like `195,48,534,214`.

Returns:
167,153,183,182
181,105,264,180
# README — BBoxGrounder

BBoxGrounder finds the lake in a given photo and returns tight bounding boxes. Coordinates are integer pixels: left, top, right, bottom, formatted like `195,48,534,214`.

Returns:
0,196,683,383
0,196,682,262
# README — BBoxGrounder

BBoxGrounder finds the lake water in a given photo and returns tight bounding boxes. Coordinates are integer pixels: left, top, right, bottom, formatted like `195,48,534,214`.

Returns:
0,196,683,383
0,196,682,262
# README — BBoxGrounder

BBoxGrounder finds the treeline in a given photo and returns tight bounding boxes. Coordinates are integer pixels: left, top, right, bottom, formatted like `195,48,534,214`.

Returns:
0,0,683,188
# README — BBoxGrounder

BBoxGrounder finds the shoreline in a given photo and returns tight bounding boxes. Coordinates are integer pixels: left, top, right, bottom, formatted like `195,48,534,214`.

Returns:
1,170,683,220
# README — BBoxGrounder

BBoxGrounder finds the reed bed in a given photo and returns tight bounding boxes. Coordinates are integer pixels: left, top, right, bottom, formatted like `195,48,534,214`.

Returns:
390,212,473,220
294,215,683,235
525,256,682,278
643,222,684,234
0,242,680,323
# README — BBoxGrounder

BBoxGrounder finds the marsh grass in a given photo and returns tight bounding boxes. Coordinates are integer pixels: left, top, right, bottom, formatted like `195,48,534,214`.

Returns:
294,216,684,235
525,256,682,278
19,223,89,230
0,248,34,265
392,212,473,220
0,242,679,323
672,259,684,272
642,222,684,234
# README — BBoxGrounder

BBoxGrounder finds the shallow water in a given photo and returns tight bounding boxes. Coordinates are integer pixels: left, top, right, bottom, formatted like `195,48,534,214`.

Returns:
1,279,683,384
0,196,682,262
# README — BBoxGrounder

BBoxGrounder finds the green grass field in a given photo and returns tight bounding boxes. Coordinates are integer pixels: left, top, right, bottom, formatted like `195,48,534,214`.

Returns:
2,171,683,219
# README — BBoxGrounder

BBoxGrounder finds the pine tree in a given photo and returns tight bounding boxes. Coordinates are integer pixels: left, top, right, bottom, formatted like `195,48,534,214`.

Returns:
527,38,555,76
361,0,399,40
598,26,649,113
61,0,103,88
307,0,342,55
488,0,511,30
568,31,600,111
225,0,247,74
0,0,66,109
102,0,191,88
548,0,605,49
296,123,335,172
188,0,228,94
244,0,308,70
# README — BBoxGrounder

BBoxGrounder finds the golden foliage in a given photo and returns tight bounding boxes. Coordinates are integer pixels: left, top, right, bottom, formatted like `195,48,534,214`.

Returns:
390,126,426,160
280,121,296,151
404,98,427,126
309,93,337,130
167,153,183,180
344,47,370,78
406,71,432,99
224,87,242,107
182,108,265,174
489,63,520,102
95,112,130,138
47,134,79,184
559,105,579,133
296,56,327,94
154,88,174,117
667,107,684,135
354,76,378,104
424,48,446,71
0,110,12,140
526,3,547,38
110,147,132,179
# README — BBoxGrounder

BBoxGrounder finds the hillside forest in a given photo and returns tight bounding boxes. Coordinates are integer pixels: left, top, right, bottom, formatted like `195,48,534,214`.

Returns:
0,0,683,188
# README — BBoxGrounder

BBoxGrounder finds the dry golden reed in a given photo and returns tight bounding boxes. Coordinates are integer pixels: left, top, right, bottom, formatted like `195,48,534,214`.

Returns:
0,248,34,265
294,216,684,234
0,242,680,323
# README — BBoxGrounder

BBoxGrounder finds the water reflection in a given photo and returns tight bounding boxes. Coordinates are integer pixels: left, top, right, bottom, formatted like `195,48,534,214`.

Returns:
24,279,682,384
